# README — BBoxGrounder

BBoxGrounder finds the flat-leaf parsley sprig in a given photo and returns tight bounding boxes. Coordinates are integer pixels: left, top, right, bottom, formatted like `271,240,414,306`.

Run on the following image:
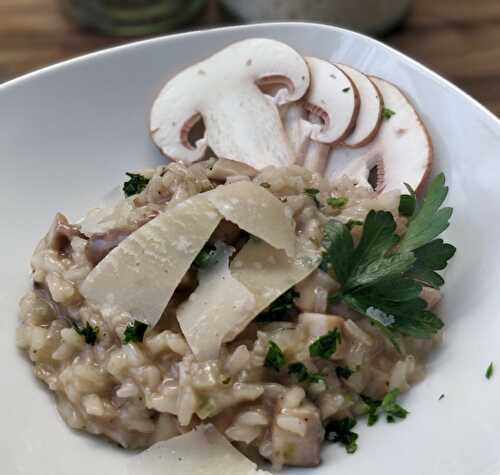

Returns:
320,173,455,345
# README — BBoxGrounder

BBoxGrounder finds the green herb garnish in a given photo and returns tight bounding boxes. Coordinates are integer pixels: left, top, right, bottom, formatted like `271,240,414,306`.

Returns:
260,182,271,189
335,366,354,379
362,389,409,425
288,362,325,384
304,187,321,208
383,107,396,119
264,341,285,372
309,329,342,359
193,244,222,269
256,289,299,323
73,321,99,346
327,196,348,209
486,362,494,380
320,173,455,345
123,172,150,197
124,320,148,343
325,417,358,454
342,87,351,93
398,183,417,217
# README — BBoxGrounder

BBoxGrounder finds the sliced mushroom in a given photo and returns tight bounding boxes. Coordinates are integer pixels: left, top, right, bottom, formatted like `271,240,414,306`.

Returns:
283,57,359,169
207,158,257,181
336,64,383,147
85,228,132,266
45,213,86,253
325,77,432,193
151,39,310,169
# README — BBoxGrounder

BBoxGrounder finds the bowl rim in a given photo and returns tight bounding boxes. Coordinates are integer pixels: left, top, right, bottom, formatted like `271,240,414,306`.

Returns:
1,21,499,127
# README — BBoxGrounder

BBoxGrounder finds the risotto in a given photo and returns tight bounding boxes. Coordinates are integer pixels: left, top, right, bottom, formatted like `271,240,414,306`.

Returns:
16,38,457,473
17,158,451,469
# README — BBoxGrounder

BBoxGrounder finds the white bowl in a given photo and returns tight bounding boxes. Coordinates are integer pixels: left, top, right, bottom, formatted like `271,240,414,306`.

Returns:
1,22,499,475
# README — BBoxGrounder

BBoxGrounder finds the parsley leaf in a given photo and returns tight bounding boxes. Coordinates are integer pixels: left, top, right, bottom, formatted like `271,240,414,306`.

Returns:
124,320,148,343
320,220,354,285
123,172,150,197
304,187,321,207
309,329,342,359
381,389,409,422
399,173,453,253
325,417,358,454
327,196,348,208
264,341,285,372
383,107,396,119
336,366,354,379
486,362,494,380
256,289,299,323
399,183,417,217
288,362,325,384
405,239,456,289
320,174,454,342
73,322,99,345
362,389,408,425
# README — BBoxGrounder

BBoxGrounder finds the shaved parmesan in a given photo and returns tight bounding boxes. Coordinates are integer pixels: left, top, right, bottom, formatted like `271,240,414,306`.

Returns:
177,243,256,361
228,238,321,340
80,194,221,326
127,424,270,475
207,181,295,257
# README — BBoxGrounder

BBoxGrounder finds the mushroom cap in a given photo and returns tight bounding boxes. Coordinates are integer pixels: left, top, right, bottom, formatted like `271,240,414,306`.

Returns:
150,38,310,167
303,57,359,145
325,77,432,194
336,64,383,148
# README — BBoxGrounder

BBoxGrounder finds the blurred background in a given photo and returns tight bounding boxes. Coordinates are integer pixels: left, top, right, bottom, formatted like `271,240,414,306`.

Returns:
1,0,499,115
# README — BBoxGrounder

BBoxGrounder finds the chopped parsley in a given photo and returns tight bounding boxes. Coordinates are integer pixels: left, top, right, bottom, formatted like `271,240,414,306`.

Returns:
256,288,299,323
327,196,348,209
342,87,351,93
193,244,222,269
304,187,321,208
73,321,99,346
260,182,271,189
335,366,354,380
320,173,455,345
382,107,396,119
288,362,325,384
309,329,342,359
264,341,285,372
486,362,494,380
398,183,417,217
123,172,150,197
124,320,148,343
325,417,358,454
362,389,409,425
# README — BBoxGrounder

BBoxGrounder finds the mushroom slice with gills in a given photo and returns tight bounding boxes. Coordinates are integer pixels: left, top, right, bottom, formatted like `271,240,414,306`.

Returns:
303,64,383,172
336,64,383,148
150,38,310,169
325,76,432,193
283,57,359,172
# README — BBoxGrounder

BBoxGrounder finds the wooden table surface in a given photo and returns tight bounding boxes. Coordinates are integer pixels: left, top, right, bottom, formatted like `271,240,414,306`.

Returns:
2,0,500,116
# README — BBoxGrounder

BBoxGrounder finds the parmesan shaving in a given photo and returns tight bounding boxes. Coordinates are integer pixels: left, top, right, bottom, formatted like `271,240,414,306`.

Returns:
127,424,271,475
207,181,296,257
80,194,221,327
177,243,256,361
227,237,321,340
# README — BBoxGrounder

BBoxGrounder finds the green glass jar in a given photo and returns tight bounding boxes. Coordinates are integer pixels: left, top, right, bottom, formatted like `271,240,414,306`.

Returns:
60,0,207,36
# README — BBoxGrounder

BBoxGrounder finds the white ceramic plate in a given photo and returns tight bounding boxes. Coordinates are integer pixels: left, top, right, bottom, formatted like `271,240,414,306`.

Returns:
1,22,499,475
